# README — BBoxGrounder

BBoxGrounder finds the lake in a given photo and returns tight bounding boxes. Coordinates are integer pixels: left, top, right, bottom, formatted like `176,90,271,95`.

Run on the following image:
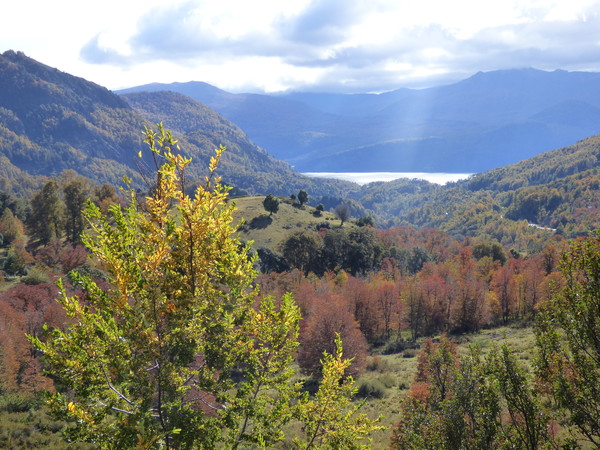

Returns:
302,172,473,185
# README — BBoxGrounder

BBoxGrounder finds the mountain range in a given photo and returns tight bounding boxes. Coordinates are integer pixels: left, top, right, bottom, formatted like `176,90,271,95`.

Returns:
118,68,600,173
1,50,599,243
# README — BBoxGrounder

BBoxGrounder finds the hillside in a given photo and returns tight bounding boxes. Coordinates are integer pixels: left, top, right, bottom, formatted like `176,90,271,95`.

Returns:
231,196,352,251
1,50,599,251
118,68,600,173
0,51,357,199
121,91,360,198
3,54,600,449
353,134,600,251
0,50,145,190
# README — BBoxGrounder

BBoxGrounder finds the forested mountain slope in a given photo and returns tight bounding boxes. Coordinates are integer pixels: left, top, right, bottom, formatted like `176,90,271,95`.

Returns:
0,51,356,198
355,135,600,250
0,50,145,190
121,91,359,197
1,49,599,247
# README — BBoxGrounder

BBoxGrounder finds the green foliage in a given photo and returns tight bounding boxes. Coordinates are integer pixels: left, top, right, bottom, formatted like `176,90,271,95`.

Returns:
29,180,64,245
2,248,27,276
392,336,555,449
263,193,280,216
0,208,24,246
355,216,374,227
21,266,51,285
355,379,387,399
278,226,383,276
29,125,376,448
256,247,290,273
0,394,94,449
63,178,89,245
298,189,309,206
281,231,320,275
472,240,507,265
488,345,550,449
294,335,383,449
535,230,600,446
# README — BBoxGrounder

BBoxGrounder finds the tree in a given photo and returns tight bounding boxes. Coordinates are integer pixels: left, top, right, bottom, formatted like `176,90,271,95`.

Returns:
256,247,289,273
472,241,507,265
346,228,382,275
29,180,65,245
298,189,308,206
298,293,368,378
281,231,320,275
30,125,376,448
63,179,89,245
0,208,24,246
488,345,552,449
295,335,383,449
263,193,279,216
335,203,350,226
535,230,600,446
392,337,554,449
355,216,374,227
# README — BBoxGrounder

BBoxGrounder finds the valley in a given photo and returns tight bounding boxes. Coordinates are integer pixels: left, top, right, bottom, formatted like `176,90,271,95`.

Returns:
0,50,599,448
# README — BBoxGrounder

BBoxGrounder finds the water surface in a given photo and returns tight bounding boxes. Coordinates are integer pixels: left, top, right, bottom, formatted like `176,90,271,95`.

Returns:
303,172,473,185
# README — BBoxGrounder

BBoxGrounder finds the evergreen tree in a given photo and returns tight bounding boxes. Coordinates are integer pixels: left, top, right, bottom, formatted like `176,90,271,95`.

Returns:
63,179,89,245
262,193,279,216
298,189,308,206
29,181,64,245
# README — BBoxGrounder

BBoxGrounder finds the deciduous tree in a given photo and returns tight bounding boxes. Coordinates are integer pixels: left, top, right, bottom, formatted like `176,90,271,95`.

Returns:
335,203,350,226
393,337,555,449
298,292,368,378
30,125,376,448
535,230,600,446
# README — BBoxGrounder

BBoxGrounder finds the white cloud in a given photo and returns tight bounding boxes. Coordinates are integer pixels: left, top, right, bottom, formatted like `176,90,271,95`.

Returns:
3,0,600,92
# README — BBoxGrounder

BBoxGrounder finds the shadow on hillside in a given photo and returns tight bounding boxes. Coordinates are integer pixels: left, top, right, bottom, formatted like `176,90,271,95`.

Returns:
248,215,273,229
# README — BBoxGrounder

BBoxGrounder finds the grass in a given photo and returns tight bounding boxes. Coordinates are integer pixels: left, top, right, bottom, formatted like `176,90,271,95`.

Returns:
231,196,355,251
353,325,538,448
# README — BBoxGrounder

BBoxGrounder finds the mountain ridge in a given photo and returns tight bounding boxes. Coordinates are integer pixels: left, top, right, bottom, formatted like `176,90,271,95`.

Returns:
0,50,357,199
118,67,600,173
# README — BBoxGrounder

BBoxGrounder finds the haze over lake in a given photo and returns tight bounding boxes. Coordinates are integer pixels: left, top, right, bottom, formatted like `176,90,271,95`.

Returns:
303,172,473,185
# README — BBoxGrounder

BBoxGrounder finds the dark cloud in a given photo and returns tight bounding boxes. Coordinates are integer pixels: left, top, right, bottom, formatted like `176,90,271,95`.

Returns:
80,34,123,65
80,1,600,92
279,0,365,45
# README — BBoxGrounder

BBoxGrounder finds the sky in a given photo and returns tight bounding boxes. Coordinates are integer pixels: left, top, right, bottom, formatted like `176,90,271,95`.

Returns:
3,0,600,93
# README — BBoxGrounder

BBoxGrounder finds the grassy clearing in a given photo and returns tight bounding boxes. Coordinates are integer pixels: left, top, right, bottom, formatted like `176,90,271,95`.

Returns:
231,196,354,251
